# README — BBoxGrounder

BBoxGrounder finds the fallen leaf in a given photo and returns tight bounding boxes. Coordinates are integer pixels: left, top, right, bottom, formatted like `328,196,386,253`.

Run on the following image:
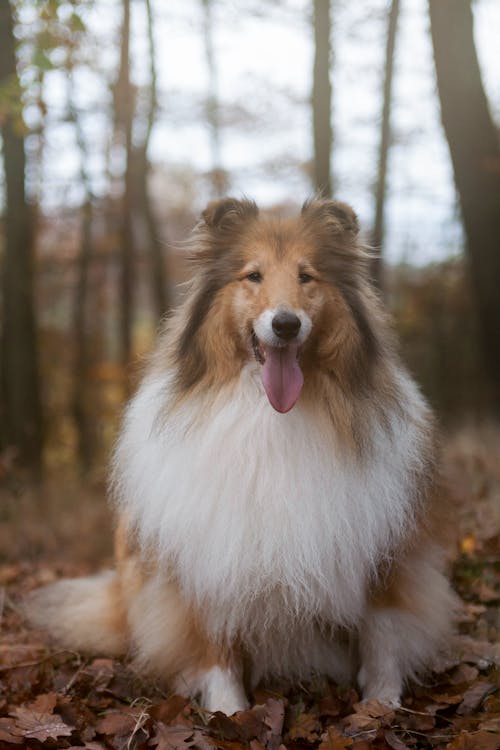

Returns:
150,723,195,750
150,695,191,724
208,712,242,741
95,709,139,736
26,691,59,713
445,730,500,750
263,698,284,750
352,700,395,720
287,711,321,741
449,664,480,685
457,681,494,715
84,658,115,691
318,726,353,750
384,729,410,749
342,699,395,736
11,707,74,742
478,717,500,732
473,581,499,603
318,693,343,718
0,717,24,744
232,705,267,742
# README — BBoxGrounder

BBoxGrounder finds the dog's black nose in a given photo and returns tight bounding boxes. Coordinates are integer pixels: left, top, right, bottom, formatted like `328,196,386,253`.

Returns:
272,311,301,340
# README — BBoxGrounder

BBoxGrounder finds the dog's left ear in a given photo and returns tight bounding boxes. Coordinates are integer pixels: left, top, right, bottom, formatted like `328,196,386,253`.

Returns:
301,198,359,236
202,197,259,231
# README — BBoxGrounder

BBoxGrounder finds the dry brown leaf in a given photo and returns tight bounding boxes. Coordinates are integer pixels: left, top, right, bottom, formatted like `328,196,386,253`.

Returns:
151,723,195,750
0,717,24,744
445,730,500,750
428,690,465,705
11,707,74,742
95,709,139,736
478,717,500,732
263,698,284,735
84,657,115,691
457,681,494,715
208,711,242,741
287,711,321,741
352,699,395,718
231,705,267,742
263,698,284,750
26,691,59,713
191,728,218,750
384,729,411,749
318,725,353,750
449,664,480,685
149,695,191,724
342,699,395,736
318,693,343,718
472,581,499,603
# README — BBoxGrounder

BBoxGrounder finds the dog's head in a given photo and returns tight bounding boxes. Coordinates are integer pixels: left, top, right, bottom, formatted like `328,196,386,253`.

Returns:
174,197,382,412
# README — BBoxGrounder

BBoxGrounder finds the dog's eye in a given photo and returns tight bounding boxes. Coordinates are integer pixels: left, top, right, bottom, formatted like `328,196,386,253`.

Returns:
299,272,314,284
246,271,262,283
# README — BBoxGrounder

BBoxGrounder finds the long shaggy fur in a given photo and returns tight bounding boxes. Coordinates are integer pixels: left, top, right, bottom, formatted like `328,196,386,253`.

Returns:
27,198,457,714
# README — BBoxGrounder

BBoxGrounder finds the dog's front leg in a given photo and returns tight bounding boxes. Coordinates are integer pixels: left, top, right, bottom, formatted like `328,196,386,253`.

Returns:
189,662,249,715
357,608,405,706
358,559,456,706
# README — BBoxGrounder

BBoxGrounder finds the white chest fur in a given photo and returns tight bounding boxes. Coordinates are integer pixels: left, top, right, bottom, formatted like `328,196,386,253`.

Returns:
112,365,428,645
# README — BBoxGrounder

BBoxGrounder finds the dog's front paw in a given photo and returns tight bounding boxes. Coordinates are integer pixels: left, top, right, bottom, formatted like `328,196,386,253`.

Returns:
357,666,401,708
199,665,250,716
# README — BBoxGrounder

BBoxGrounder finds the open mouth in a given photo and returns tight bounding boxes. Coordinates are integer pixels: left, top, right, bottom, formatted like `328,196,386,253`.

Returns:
251,330,304,414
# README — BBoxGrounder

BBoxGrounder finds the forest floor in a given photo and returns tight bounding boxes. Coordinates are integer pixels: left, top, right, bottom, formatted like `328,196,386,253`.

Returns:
0,424,499,750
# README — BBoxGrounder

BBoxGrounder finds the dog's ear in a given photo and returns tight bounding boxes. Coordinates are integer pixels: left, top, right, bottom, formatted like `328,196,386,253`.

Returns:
202,197,259,230
301,198,359,236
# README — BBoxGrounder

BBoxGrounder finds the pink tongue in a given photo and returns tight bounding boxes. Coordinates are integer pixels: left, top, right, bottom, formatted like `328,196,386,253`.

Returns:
261,344,304,413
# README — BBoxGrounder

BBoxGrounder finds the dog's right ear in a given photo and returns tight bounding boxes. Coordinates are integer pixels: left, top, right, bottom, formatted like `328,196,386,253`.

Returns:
202,197,258,230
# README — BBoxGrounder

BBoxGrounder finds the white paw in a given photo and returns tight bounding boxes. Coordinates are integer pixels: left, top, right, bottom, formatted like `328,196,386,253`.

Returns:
358,667,402,708
199,665,249,715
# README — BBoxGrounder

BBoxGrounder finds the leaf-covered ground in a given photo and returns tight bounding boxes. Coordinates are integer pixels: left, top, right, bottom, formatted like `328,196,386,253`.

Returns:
0,427,499,749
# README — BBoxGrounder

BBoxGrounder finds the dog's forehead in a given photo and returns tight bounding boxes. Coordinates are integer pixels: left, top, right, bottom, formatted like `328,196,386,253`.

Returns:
238,216,315,264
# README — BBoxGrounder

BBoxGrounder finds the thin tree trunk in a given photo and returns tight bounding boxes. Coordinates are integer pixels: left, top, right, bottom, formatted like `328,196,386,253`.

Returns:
202,0,225,197
0,1,43,472
68,74,96,473
115,0,135,372
137,0,169,321
372,0,400,289
312,0,332,198
429,0,500,410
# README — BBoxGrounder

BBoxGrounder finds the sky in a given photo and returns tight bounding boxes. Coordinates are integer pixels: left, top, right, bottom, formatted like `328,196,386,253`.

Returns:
16,0,500,265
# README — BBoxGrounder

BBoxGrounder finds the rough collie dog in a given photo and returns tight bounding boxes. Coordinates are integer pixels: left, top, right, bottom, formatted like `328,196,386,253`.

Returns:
28,197,456,714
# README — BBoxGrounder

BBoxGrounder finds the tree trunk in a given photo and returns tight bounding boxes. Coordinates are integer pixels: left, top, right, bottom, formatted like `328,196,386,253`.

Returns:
68,73,96,473
0,1,43,472
202,0,226,197
137,0,169,321
372,0,400,289
312,0,332,198
429,0,500,410
115,0,135,372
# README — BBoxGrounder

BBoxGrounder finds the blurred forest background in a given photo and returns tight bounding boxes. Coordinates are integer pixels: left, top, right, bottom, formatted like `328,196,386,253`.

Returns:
0,0,499,519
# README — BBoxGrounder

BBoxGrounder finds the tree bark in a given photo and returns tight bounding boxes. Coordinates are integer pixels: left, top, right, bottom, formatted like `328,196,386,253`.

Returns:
372,0,400,289
115,0,135,371
202,0,226,197
0,1,43,472
136,0,169,321
429,0,500,410
312,0,332,198
68,72,96,473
